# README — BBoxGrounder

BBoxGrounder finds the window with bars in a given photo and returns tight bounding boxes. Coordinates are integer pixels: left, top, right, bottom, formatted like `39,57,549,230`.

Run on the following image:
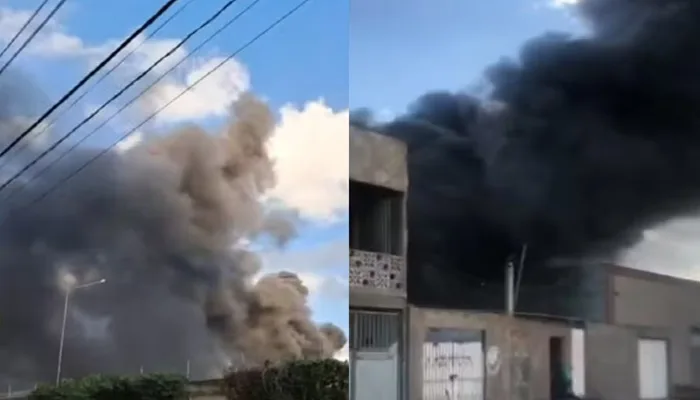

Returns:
349,310,403,400
350,309,402,351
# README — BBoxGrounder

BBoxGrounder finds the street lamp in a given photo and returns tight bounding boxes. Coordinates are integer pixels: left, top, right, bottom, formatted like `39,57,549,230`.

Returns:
56,278,106,385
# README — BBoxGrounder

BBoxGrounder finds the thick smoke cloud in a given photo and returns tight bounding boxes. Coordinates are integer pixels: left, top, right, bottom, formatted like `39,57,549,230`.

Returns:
352,0,700,303
0,89,345,386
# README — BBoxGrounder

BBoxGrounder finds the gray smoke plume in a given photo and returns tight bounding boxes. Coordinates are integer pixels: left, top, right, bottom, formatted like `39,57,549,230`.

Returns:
0,90,345,386
352,0,700,306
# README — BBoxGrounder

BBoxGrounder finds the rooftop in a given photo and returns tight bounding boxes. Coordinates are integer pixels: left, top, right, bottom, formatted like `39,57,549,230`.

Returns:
349,126,408,192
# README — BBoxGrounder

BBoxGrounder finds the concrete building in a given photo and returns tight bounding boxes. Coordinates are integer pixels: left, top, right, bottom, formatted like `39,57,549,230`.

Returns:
349,127,700,400
405,263,700,400
585,264,700,399
407,308,586,400
348,126,408,400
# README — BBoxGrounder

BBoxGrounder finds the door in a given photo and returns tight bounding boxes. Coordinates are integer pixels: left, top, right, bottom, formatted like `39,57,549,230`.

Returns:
354,347,399,400
549,336,565,398
423,328,485,400
350,310,402,400
570,328,586,397
638,339,669,400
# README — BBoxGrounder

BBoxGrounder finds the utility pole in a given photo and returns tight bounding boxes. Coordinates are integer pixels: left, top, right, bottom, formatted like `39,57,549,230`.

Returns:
56,290,71,385
504,244,528,400
186,360,190,379
56,278,107,385
504,255,516,400
505,257,515,316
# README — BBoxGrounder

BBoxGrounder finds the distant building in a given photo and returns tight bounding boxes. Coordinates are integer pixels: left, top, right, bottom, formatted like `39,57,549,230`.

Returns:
583,264,700,399
348,126,407,400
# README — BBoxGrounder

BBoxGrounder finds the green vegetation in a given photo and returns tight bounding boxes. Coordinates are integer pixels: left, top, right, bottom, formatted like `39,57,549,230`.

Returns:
27,359,349,399
29,373,188,400
224,359,349,400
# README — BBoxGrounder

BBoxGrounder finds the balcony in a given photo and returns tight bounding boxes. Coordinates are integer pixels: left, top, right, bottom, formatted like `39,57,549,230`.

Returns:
350,249,406,296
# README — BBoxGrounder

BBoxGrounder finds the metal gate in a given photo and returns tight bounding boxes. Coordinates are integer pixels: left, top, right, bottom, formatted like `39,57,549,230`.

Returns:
350,310,402,400
423,328,485,400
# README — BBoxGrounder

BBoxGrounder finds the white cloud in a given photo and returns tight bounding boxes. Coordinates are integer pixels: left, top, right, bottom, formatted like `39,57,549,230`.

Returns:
0,7,84,57
294,272,347,299
139,57,250,124
258,239,348,300
267,101,349,222
261,239,347,271
621,216,700,281
295,272,324,293
0,5,250,124
0,5,347,222
549,0,579,7
115,130,143,153
84,36,189,76
251,270,347,301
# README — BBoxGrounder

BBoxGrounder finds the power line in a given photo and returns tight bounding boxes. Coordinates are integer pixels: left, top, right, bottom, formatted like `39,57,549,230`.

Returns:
6,0,311,218
0,0,180,161
2,0,263,204
0,0,196,171
0,0,50,61
0,0,68,78
0,0,245,197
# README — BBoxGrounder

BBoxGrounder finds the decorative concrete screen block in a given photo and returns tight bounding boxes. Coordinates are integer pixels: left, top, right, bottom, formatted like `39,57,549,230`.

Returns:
350,127,408,192
350,249,405,293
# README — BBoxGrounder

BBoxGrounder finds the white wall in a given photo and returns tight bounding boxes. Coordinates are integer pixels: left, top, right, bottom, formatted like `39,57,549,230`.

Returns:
352,345,400,400
571,328,586,396
638,339,669,399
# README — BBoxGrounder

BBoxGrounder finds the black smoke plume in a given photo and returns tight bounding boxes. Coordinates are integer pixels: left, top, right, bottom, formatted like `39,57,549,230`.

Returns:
0,87,345,387
352,0,700,306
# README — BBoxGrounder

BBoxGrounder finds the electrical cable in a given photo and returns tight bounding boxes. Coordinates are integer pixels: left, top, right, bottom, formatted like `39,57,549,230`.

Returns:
0,0,244,197
0,0,50,62
7,0,311,218
0,0,196,171
0,0,66,78
0,0,180,160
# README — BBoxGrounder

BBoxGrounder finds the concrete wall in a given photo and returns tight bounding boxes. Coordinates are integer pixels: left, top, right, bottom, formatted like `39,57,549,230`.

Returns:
585,323,639,400
585,322,674,400
408,307,575,400
433,264,610,323
350,126,408,192
610,267,700,386
349,127,409,306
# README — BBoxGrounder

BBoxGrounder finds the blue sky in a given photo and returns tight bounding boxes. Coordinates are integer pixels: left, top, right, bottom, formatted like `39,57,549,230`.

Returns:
0,0,349,355
349,0,585,118
6,0,347,110
349,0,700,282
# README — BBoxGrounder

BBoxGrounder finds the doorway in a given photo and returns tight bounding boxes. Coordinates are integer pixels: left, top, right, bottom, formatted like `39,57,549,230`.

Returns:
549,336,565,398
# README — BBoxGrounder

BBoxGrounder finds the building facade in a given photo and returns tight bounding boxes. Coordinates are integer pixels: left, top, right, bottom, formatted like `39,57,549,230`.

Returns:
349,127,408,400
349,127,700,400
404,264,700,400
587,264,700,399
407,308,586,400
